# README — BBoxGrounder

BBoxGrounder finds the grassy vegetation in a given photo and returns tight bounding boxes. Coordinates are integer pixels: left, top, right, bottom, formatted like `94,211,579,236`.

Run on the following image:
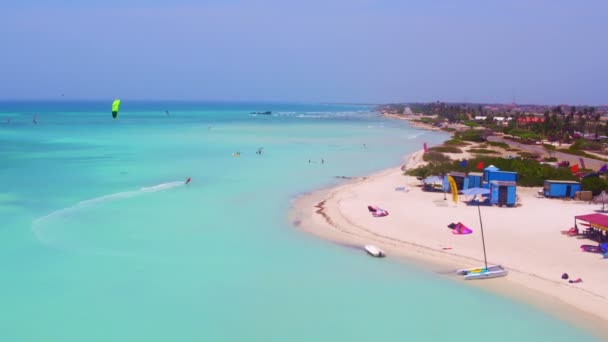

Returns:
454,129,487,142
429,146,463,153
444,139,470,146
487,141,509,149
506,128,542,140
468,148,498,154
506,148,520,152
422,152,451,162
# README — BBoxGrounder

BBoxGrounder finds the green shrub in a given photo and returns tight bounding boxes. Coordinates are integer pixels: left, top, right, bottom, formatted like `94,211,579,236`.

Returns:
544,157,558,162
507,128,540,141
518,151,541,159
464,121,479,127
405,155,578,187
429,146,463,153
506,148,520,152
570,139,603,151
582,177,608,196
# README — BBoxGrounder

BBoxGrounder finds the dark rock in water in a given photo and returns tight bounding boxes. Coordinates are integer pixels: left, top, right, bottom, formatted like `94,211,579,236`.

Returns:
251,111,272,115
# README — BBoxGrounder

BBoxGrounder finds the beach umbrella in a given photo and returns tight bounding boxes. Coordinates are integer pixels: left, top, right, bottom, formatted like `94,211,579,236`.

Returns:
593,191,608,212
461,187,490,196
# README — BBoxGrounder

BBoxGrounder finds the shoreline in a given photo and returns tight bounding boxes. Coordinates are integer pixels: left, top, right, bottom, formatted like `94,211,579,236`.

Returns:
289,120,608,339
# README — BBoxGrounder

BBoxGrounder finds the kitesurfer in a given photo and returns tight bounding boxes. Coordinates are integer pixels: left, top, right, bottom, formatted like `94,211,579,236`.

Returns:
185,177,191,184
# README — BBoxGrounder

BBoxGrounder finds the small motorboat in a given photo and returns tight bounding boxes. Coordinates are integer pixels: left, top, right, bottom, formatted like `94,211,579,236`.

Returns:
456,265,508,280
364,245,385,258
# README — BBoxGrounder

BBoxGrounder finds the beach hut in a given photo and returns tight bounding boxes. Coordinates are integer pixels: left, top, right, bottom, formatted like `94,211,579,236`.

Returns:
483,165,500,182
484,166,518,183
443,172,469,192
543,180,582,198
489,181,517,207
467,172,483,188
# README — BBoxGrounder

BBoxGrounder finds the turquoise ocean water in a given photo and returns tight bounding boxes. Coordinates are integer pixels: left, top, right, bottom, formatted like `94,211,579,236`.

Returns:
0,102,598,341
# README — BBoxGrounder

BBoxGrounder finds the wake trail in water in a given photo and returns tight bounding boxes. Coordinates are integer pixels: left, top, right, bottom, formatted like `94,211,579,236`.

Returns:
32,181,184,256
407,132,425,139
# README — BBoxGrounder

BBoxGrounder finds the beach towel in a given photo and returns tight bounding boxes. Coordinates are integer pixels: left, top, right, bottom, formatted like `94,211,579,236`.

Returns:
451,222,473,235
372,209,389,217
368,205,388,217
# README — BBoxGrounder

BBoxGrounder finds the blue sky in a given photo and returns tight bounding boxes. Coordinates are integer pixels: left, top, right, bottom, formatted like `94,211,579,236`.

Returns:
1,0,606,104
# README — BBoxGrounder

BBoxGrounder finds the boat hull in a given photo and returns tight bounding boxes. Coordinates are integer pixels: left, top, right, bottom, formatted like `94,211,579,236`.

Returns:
364,245,386,258
456,265,507,280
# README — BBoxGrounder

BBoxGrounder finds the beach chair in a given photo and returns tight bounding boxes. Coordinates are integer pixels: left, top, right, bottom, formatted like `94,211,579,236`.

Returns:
560,227,579,236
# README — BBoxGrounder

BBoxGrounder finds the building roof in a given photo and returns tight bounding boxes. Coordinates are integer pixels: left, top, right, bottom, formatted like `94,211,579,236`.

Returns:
488,170,518,174
490,181,517,186
545,180,581,185
575,213,608,231
449,172,466,178
468,172,483,176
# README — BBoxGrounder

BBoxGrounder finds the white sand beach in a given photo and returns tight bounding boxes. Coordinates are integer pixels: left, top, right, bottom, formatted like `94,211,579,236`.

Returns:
290,149,608,338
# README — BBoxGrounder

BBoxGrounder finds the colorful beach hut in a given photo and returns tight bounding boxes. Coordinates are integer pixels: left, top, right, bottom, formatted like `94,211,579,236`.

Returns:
467,172,483,188
484,165,518,184
489,181,517,207
544,180,582,198
443,172,468,192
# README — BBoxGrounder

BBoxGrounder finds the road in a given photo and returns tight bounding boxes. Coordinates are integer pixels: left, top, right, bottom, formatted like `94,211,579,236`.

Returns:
487,136,606,171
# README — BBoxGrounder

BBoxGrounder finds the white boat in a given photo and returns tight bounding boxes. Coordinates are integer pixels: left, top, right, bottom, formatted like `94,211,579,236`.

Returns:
456,265,508,280
456,188,508,280
364,245,385,258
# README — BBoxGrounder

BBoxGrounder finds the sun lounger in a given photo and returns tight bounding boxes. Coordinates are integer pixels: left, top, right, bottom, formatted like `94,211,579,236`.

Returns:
580,244,605,253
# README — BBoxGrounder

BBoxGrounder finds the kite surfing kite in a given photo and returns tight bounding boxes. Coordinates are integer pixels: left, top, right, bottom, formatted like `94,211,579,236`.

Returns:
112,99,121,119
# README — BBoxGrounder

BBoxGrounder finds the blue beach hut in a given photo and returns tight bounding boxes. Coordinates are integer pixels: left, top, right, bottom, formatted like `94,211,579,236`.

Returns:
489,181,517,206
467,172,483,188
442,172,469,192
483,165,500,182
484,165,518,183
543,180,582,198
